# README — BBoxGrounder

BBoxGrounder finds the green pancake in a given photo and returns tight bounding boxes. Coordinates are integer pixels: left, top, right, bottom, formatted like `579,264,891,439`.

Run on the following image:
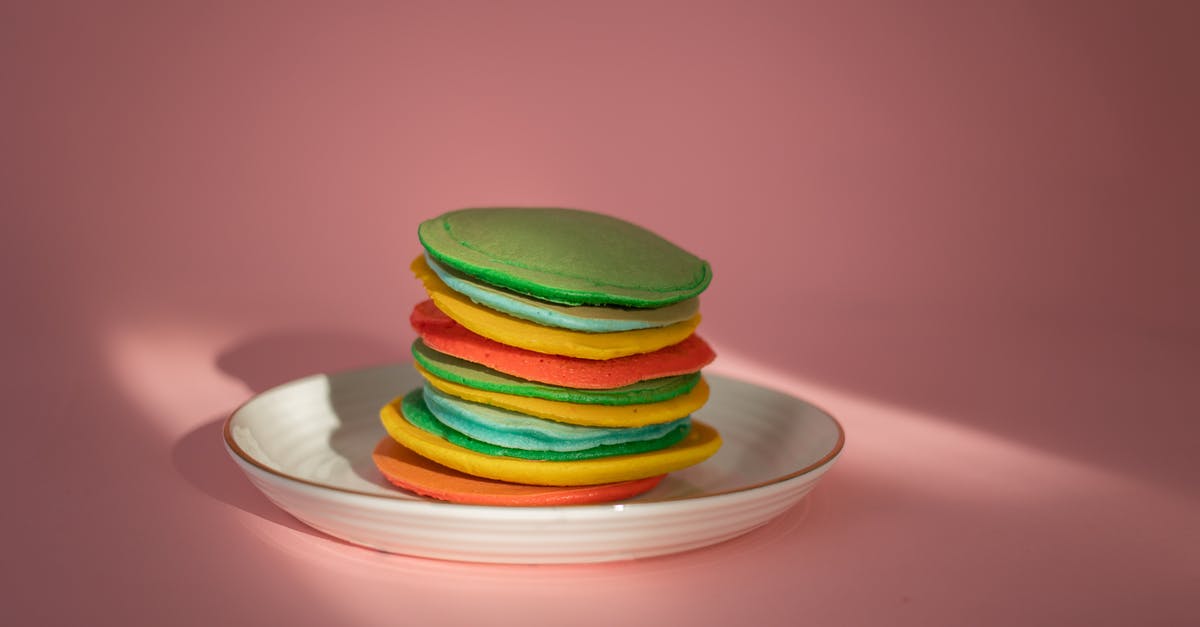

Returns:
411,339,701,405
400,388,691,461
418,207,712,308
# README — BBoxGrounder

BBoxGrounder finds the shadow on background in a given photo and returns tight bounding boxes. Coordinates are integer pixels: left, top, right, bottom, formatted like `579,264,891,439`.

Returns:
214,329,406,393
173,416,338,541
172,329,405,537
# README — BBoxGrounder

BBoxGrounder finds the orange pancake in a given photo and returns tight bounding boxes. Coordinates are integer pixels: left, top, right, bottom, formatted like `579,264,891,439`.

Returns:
372,437,664,506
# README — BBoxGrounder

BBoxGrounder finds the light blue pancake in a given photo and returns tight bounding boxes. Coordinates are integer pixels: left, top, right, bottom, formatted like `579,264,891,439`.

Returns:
423,254,699,332
422,383,692,452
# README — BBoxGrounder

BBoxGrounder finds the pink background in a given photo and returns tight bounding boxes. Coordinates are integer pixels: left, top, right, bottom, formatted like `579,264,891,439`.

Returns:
4,2,1198,625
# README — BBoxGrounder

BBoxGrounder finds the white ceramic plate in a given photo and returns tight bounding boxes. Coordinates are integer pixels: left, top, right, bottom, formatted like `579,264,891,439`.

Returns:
224,364,844,563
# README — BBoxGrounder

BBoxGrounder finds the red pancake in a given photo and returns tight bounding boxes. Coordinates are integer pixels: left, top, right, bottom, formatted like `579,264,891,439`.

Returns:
372,437,665,506
410,300,715,388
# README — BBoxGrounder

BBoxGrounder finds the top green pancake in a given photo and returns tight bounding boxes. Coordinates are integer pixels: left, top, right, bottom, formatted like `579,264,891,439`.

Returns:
418,208,712,308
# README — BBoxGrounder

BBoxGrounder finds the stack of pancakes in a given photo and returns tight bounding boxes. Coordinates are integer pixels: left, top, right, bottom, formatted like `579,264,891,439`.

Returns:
374,208,722,505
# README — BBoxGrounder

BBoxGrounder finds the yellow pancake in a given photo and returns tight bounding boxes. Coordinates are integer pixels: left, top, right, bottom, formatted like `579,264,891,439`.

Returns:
415,362,710,427
411,255,701,359
380,396,723,486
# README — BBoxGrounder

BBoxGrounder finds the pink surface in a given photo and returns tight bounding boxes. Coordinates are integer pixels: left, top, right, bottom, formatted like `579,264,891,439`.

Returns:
4,2,1197,626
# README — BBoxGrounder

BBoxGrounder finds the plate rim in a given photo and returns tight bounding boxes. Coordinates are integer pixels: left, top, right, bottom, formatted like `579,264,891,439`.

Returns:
223,363,845,510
